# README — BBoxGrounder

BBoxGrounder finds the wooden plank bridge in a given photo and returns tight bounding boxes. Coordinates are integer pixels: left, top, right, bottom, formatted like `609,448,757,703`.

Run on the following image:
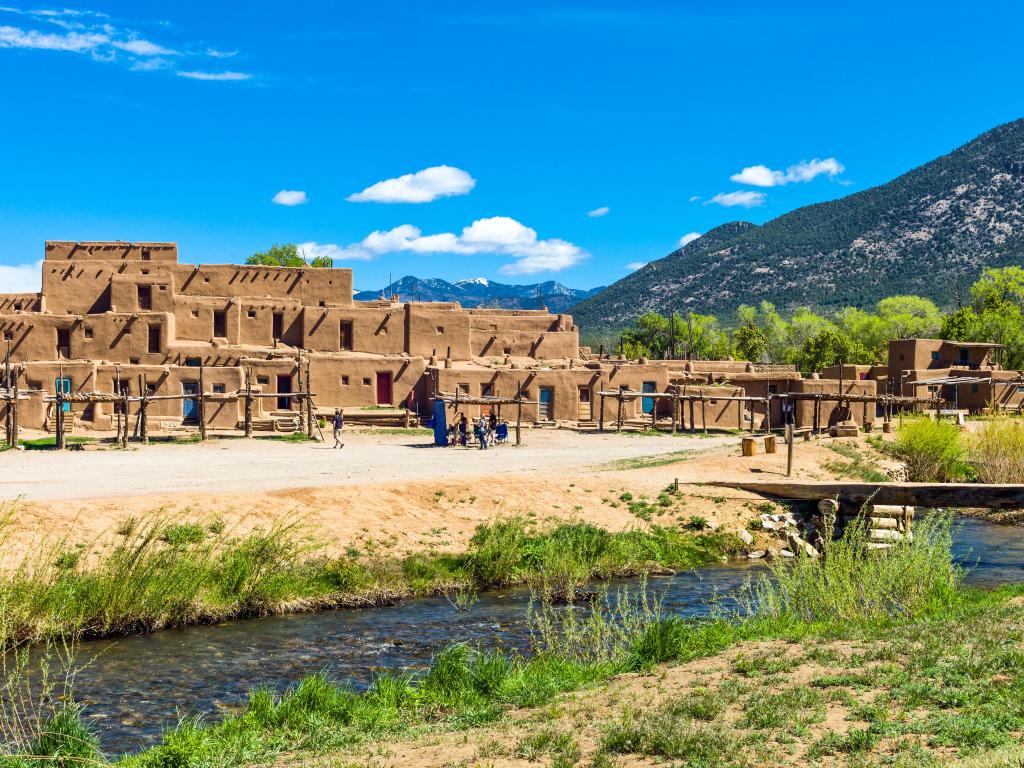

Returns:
710,481,1024,510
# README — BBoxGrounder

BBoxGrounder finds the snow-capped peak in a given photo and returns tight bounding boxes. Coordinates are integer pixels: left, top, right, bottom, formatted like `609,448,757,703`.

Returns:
455,277,490,287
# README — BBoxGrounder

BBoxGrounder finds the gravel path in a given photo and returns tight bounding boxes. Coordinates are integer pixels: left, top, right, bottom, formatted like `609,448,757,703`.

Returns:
0,430,736,501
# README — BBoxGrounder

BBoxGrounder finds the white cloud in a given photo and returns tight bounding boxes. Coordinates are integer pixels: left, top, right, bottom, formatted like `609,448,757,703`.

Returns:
730,157,845,188
0,261,40,293
678,232,701,247
296,242,362,262
587,206,610,218
176,70,251,81
706,191,766,208
0,8,248,78
112,37,175,56
688,195,701,202
347,165,476,204
626,261,647,271
308,216,586,274
272,189,308,206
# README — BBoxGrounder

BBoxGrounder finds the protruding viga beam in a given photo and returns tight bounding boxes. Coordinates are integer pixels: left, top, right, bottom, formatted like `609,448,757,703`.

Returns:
710,482,1024,510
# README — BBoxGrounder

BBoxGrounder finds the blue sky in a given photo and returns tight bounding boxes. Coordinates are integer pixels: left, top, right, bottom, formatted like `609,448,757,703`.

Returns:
1,1,1022,293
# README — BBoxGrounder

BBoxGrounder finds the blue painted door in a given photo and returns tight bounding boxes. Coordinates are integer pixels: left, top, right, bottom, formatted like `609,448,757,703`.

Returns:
642,381,656,414
539,388,553,420
54,377,72,412
183,382,198,419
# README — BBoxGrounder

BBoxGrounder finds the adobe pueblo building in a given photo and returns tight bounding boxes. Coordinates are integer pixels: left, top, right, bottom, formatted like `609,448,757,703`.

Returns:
1,240,1019,441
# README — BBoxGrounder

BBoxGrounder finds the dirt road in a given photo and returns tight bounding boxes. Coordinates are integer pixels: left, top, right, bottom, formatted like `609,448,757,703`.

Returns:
0,430,737,502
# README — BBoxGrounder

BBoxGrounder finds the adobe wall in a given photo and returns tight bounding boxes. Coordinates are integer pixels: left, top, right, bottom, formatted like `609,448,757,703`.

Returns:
45,240,178,262
0,294,40,313
790,378,877,428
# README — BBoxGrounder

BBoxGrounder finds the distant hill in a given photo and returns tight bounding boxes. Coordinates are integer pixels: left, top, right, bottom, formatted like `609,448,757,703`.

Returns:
571,118,1024,336
354,276,603,313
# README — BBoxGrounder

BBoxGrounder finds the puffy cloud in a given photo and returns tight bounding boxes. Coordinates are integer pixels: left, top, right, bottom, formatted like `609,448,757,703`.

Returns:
272,189,308,206
626,261,647,271
296,242,368,262
176,70,251,81
706,191,766,208
0,261,40,293
308,216,587,274
347,165,475,204
730,157,845,188
0,24,107,52
587,206,610,217
678,232,701,247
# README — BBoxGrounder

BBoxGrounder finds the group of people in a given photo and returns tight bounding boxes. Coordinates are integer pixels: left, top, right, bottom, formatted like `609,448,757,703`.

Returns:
448,412,509,449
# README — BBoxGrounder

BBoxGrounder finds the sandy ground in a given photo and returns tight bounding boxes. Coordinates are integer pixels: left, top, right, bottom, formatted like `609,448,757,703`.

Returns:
0,428,862,562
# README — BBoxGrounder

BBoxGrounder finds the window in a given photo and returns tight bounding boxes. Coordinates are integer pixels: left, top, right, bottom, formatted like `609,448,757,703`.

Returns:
768,384,778,395
158,284,166,291
137,285,152,310
185,356,202,367
341,375,349,385
148,324,161,354
436,326,444,334
362,377,371,386
191,310,199,318
458,383,470,394
84,327,93,339
141,249,151,261
213,310,227,338
56,328,70,359
931,351,940,361
256,375,270,385
318,301,326,308
340,321,353,350
960,348,970,363
212,383,226,394
1018,385,1024,395
247,309,257,319
503,347,512,355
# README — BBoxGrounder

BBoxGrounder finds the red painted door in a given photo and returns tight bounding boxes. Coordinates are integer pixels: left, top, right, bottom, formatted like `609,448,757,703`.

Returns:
375,372,392,405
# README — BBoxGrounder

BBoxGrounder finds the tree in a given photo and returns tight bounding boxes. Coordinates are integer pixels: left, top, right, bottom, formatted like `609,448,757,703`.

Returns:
875,295,941,339
970,266,1024,311
733,322,768,363
797,329,857,373
246,243,334,268
939,307,978,341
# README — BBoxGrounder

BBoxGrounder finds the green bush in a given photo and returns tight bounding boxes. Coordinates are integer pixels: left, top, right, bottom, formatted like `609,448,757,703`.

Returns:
968,419,1024,483
889,418,971,482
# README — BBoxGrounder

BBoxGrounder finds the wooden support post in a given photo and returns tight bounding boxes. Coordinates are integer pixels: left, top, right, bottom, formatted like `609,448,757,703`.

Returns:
140,390,149,445
515,379,523,446
763,398,770,435
599,393,606,432
9,382,17,449
305,360,314,439
616,387,624,433
114,366,122,442
56,365,65,450
689,394,696,434
670,392,677,434
198,361,207,441
651,400,657,431
121,388,129,449
244,367,253,438
812,398,820,436
699,395,707,435
786,422,794,477
737,399,743,431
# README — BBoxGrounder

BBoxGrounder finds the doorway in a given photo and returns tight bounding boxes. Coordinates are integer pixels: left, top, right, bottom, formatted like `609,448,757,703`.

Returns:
213,311,227,339
54,377,72,412
340,321,353,351
375,372,393,406
272,313,284,342
137,285,152,311
641,381,656,414
276,375,293,410
577,386,592,421
481,383,494,415
182,381,198,420
539,387,553,420
56,328,70,359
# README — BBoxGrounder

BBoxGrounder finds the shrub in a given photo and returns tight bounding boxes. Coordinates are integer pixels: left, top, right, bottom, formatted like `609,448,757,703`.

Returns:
968,419,1024,483
889,418,970,482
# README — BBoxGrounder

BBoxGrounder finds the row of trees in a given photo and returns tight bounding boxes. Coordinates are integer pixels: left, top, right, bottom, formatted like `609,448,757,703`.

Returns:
617,267,1024,373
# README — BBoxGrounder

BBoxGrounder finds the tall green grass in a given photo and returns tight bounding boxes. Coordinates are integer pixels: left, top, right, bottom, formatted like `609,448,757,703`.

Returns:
741,511,962,622
968,419,1024,483
887,417,972,482
0,510,739,649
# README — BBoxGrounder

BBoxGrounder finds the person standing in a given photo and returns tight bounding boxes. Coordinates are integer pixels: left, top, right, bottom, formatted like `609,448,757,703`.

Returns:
332,408,345,449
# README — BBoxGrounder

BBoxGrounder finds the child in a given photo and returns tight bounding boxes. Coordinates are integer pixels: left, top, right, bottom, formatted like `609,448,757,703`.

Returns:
332,408,345,449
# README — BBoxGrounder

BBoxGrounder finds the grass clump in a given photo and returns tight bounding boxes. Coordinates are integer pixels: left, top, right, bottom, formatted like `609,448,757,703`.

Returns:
887,417,972,482
822,442,890,482
741,511,962,623
967,418,1024,483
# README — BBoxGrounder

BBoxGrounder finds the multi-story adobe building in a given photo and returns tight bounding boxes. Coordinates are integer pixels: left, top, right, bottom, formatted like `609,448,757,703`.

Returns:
0,240,891,436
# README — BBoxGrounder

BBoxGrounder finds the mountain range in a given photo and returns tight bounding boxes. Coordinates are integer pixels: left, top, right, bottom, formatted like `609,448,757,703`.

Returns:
353,276,603,313
570,117,1024,336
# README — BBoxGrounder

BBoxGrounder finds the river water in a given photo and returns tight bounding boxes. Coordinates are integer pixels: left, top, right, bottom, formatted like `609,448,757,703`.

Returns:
39,516,1024,756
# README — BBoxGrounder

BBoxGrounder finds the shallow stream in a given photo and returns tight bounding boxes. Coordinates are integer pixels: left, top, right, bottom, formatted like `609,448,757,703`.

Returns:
37,516,1024,756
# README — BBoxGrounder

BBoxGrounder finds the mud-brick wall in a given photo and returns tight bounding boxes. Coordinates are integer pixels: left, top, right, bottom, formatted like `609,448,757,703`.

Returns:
308,355,428,411
404,304,473,360
170,265,353,307
791,379,878,428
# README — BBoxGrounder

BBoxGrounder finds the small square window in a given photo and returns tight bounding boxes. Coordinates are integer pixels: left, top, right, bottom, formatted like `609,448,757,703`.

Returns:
1017,385,1024,395
84,327,94,339
129,357,139,364
191,310,199,318
213,384,226,394
319,301,326,308
931,351,940,361
2,331,12,341
436,326,444,334
185,357,201,367
341,375,349,385
247,309,257,319
257,375,270,385
503,347,512,355
158,285,166,291
362,377,371,386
